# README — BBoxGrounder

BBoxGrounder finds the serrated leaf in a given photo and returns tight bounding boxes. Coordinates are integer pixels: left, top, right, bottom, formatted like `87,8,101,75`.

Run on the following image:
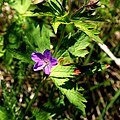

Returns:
70,50,89,57
25,22,50,53
65,89,87,116
32,108,51,120
37,24,50,52
7,49,33,64
51,78,87,116
52,78,69,86
73,21,103,43
50,65,75,78
11,0,31,14
68,32,90,57
52,13,70,33
48,0,62,15
50,1,62,14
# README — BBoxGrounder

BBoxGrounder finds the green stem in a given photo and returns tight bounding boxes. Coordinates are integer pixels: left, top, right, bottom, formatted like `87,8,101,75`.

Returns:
20,77,46,120
53,25,65,57
98,87,120,120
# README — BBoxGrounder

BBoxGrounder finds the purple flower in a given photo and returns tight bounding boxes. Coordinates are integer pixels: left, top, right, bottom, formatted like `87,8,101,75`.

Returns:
31,49,58,75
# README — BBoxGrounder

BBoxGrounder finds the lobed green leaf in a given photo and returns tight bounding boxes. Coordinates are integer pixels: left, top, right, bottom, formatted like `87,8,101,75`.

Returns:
11,0,31,14
73,21,103,43
50,65,75,78
32,108,51,120
51,78,87,116
68,33,90,57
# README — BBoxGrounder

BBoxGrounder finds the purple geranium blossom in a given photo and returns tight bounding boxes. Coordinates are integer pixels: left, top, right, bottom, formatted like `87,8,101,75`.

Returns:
31,49,58,75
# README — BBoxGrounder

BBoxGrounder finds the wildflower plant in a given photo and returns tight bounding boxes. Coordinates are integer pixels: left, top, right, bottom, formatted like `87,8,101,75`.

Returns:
0,0,117,120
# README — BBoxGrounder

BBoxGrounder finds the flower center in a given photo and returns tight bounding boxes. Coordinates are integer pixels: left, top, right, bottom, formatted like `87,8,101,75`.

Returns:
44,58,50,66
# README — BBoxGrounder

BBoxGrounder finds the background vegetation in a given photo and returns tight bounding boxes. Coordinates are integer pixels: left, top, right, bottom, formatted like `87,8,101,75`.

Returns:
0,0,120,120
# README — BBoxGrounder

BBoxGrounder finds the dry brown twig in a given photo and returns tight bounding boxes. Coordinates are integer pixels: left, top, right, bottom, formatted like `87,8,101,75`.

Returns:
98,43,120,67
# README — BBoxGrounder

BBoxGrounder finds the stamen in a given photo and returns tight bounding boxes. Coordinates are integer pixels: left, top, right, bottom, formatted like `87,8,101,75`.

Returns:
44,58,50,66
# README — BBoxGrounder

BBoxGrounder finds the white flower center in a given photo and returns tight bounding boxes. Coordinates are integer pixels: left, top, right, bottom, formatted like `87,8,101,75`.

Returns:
44,58,50,66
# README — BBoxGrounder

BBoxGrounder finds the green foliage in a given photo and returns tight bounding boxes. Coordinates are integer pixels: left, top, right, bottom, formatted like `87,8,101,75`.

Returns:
50,65,75,78
0,0,117,119
24,19,50,53
0,107,9,120
1,81,17,119
65,90,87,116
11,0,31,14
73,21,103,43
48,0,64,15
52,13,70,33
32,108,51,120
36,24,50,53
51,77,87,116
68,32,90,57
50,61,87,116
7,49,33,64
55,31,91,64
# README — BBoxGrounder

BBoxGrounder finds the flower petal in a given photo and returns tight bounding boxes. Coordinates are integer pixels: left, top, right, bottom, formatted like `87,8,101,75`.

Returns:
50,58,58,66
33,61,45,71
31,52,45,62
44,65,51,75
43,49,52,60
